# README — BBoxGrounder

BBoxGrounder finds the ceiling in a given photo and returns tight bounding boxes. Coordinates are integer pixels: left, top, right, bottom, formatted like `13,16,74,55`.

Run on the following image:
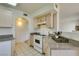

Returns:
60,3,79,19
16,3,79,19
16,3,52,14
1,3,79,19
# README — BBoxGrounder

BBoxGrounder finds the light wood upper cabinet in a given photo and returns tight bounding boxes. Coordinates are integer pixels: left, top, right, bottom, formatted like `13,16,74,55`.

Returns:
45,13,53,28
34,12,54,29
32,3,59,30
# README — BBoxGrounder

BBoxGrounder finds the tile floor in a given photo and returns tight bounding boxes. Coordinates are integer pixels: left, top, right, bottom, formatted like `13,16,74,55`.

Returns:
15,42,43,56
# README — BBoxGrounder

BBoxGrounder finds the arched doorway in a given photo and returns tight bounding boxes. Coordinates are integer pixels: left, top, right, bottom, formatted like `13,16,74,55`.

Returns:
15,17,29,43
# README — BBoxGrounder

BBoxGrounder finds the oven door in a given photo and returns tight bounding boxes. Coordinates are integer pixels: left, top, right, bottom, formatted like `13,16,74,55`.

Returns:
34,35,42,48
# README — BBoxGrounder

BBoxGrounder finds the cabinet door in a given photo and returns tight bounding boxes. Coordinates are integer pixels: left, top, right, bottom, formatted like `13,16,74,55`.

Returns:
46,13,53,28
40,16,45,23
0,41,11,56
0,10,13,27
34,16,46,29
43,36,50,55
51,49,79,56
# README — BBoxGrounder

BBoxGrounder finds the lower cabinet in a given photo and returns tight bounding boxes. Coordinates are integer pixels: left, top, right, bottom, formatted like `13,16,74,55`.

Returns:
29,34,34,47
51,49,79,56
43,36,50,56
11,39,15,56
0,41,11,56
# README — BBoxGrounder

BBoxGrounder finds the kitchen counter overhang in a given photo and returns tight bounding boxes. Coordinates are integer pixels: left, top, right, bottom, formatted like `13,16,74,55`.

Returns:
0,34,14,42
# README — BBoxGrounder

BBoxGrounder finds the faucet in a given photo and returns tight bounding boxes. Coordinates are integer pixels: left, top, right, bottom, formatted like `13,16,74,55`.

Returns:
54,31,62,38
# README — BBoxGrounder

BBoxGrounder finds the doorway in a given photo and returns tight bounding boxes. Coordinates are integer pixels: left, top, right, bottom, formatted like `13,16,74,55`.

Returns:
15,17,28,43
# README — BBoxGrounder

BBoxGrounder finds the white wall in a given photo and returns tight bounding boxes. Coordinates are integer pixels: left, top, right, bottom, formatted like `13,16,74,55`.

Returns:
59,15,79,32
12,9,34,42
0,5,34,42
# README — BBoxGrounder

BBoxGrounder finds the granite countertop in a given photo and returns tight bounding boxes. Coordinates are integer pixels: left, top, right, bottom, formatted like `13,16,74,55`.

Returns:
30,32,47,36
61,32,79,41
48,32,79,49
48,37,79,50
0,34,14,42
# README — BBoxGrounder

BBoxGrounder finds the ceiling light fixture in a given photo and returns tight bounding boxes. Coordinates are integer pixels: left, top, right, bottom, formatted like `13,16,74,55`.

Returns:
8,3,17,6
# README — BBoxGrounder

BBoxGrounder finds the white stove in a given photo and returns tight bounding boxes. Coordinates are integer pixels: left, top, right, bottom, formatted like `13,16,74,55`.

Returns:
33,28,48,53
33,34,43,53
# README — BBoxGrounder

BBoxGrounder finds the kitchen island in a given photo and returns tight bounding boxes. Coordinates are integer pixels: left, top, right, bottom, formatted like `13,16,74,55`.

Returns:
44,34,79,56
49,39,79,56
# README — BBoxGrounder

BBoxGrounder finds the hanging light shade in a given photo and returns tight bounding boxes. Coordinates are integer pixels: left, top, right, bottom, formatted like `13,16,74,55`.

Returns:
16,17,28,27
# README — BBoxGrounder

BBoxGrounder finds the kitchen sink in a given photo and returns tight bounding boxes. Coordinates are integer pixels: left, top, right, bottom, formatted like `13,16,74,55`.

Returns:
50,35,69,43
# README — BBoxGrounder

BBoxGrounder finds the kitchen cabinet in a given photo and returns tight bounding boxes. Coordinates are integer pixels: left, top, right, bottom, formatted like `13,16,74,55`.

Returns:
45,13,53,28
0,41,11,56
0,9,13,27
34,12,54,29
34,16,45,29
0,40,15,56
29,34,34,47
0,34,15,56
51,49,79,56
43,36,50,55
11,39,15,56
33,3,59,30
